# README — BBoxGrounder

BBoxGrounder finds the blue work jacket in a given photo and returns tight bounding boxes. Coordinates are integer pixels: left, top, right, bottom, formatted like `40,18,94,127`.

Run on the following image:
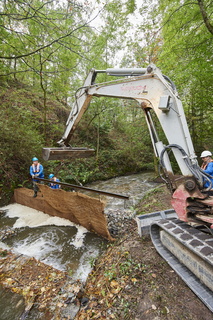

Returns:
30,163,44,182
203,162,213,188
49,178,60,189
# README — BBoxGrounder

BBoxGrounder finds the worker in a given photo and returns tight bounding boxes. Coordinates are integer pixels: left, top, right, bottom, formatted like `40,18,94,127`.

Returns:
30,157,44,197
49,173,61,189
200,150,213,189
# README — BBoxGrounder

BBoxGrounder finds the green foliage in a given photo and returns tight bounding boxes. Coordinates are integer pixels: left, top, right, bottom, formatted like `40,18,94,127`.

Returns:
119,0,161,66
0,84,67,205
126,0,137,14
155,0,213,153
0,106,43,202
0,0,95,101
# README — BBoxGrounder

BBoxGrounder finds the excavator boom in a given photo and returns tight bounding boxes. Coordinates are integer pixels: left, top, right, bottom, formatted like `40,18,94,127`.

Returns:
43,64,200,179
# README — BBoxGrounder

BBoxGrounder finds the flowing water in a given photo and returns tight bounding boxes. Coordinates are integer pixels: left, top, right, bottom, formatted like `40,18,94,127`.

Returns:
83,172,157,212
0,172,157,319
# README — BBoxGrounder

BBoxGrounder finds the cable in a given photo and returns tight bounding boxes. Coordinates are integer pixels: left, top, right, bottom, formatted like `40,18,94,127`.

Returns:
158,149,174,193
162,75,177,91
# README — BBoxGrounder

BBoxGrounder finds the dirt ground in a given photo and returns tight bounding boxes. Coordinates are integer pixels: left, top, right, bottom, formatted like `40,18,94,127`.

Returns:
0,247,83,320
75,185,213,320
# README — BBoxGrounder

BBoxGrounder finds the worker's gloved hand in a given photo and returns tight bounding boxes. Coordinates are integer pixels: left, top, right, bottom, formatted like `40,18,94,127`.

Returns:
32,175,35,178
35,174,39,177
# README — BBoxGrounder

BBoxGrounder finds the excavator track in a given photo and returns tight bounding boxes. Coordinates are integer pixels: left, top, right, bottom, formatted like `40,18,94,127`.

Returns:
150,218,213,312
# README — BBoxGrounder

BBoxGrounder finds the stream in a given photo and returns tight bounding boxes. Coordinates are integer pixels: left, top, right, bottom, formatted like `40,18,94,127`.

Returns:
0,172,157,319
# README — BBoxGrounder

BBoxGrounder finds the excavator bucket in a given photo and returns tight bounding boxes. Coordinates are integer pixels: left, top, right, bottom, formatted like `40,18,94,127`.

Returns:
42,147,95,161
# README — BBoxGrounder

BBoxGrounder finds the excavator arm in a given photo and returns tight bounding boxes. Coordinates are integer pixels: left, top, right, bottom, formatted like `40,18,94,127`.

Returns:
43,64,203,183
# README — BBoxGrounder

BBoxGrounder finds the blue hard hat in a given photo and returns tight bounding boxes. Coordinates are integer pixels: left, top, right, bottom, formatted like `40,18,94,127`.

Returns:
32,157,38,161
49,174,54,179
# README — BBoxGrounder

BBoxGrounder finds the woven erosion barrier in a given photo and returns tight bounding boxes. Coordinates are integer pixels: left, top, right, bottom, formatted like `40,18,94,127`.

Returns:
14,185,114,241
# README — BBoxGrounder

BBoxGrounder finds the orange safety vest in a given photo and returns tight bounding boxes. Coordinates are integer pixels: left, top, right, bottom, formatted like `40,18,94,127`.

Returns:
201,159,213,170
32,163,41,173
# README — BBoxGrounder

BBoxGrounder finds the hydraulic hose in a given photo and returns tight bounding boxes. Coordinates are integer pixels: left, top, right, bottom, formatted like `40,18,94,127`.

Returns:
163,75,177,92
197,167,213,191
160,144,213,190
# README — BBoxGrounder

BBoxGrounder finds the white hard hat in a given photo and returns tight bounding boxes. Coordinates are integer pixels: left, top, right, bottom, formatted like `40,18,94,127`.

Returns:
201,150,212,158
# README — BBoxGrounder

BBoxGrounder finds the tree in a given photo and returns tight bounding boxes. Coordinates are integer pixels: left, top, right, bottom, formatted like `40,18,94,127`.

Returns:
155,0,213,153
197,0,213,34
0,0,99,139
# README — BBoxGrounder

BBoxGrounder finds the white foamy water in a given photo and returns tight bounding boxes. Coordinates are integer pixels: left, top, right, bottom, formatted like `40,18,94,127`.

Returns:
2,203,77,228
72,247,100,282
12,232,67,271
69,226,88,248
13,235,56,260
0,203,98,277
0,241,10,250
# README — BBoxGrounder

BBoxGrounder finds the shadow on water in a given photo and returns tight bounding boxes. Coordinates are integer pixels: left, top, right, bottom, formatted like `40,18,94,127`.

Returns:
0,283,50,320
0,213,17,228
0,285,25,320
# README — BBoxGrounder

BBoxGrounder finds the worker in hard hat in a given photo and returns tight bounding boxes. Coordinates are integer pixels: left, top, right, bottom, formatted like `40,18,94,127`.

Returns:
49,173,60,189
200,150,213,189
30,157,44,197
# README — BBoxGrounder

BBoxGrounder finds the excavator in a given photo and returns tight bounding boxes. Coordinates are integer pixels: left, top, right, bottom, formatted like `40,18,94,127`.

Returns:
42,64,213,311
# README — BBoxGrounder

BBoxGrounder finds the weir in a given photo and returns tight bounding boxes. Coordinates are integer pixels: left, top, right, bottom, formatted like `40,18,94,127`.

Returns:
14,177,129,241
14,185,114,241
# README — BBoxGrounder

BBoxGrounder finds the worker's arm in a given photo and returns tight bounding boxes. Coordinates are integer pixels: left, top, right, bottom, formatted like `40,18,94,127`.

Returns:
203,162,213,175
29,166,34,177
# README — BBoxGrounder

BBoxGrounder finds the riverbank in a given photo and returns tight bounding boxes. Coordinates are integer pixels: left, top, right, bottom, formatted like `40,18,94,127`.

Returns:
75,185,213,320
0,245,84,320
